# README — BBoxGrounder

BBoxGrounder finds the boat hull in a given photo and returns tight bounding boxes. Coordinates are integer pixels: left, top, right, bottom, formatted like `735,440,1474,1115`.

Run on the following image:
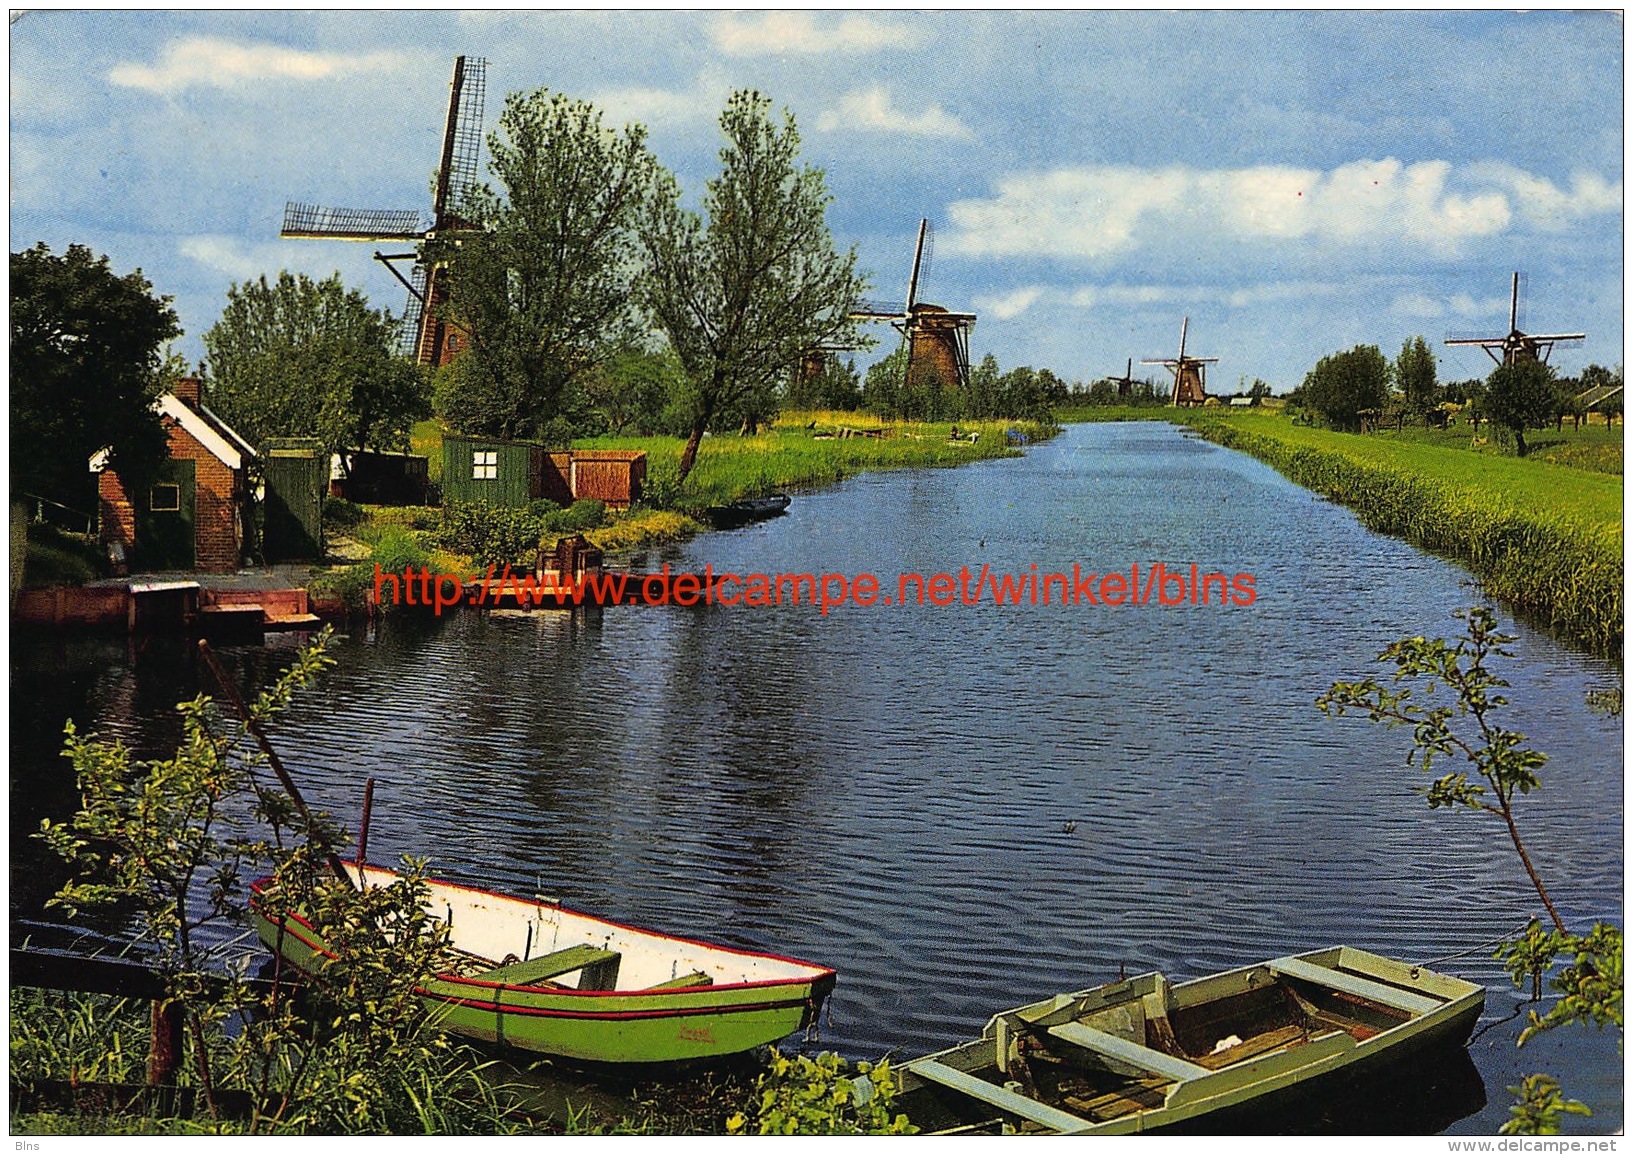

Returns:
896,946,1486,1134
250,867,835,1065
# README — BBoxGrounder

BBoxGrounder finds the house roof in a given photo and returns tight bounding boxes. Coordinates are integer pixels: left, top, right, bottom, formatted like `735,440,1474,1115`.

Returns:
89,391,256,472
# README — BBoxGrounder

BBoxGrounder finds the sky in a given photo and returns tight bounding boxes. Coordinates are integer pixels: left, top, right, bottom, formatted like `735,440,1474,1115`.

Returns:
9,9,1625,393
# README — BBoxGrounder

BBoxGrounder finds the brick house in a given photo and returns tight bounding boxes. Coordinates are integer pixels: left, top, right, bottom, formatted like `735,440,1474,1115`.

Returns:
89,378,256,572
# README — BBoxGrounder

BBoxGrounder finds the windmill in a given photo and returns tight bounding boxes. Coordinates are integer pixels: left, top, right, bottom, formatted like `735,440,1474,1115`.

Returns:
1107,357,1137,399
1142,317,1218,407
850,219,977,394
1443,272,1585,367
280,55,488,368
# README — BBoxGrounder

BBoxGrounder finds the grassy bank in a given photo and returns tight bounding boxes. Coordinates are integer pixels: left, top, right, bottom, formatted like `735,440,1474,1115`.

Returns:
1178,410,1623,656
315,412,1056,605
577,410,1056,510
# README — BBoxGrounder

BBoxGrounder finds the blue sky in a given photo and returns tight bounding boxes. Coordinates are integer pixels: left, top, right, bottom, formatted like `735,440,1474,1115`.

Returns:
10,10,1624,392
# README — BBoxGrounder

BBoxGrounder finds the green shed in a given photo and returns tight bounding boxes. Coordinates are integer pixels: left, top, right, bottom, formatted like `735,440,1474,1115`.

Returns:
262,438,326,561
442,435,545,507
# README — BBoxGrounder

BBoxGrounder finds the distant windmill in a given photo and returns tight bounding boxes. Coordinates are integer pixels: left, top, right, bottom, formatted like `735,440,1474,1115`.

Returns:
1107,357,1137,399
1443,272,1586,366
850,219,978,393
1142,317,1218,407
280,55,488,368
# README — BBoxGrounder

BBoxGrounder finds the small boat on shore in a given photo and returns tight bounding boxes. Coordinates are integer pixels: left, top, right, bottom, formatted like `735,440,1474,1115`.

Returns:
894,946,1484,1134
250,864,836,1065
704,494,791,529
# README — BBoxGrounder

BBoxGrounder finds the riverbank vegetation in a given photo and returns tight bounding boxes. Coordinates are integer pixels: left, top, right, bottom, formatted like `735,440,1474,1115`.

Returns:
1179,409,1622,656
311,410,1055,608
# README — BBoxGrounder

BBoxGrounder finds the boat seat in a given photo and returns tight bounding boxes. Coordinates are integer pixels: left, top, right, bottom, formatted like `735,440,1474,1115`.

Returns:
1047,1021,1209,1082
644,971,714,991
1268,957,1440,1016
908,1060,1092,1133
473,945,622,990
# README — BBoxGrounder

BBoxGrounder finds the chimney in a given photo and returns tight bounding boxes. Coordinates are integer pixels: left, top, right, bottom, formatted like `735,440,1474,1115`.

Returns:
172,377,201,408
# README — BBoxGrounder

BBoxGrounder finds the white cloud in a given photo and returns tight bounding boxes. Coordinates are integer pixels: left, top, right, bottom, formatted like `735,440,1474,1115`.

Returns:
1390,291,1509,320
944,158,1615,260
179,235,297,282
110,37,406,93
815,86,971,139
590,69,733,127
974,286,1044,320
1465,162,1622,230
711,12,923,55
1069,280,1342,311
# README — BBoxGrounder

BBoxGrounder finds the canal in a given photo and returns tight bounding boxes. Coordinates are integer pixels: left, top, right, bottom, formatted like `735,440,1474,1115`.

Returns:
12,421,1623,1133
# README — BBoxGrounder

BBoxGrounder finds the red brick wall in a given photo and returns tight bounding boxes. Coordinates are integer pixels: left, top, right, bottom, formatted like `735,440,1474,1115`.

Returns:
97,469,137,555
97,412,246,572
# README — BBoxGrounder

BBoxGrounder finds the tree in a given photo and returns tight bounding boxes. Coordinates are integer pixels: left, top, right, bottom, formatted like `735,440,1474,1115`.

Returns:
11,242,180,511
1485,359,1556,456
581,340,684,435
638,90,867,485
1299,344,1389,432
786,354,862,412
966,353,1002,418
1248,378,1273,403
203,272,429,473
1318,608,1622,1135
434,90,656,441
1393,335,1439,423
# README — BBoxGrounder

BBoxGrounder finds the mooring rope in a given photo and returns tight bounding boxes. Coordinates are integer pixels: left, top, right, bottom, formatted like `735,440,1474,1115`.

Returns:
1416,916,1538,968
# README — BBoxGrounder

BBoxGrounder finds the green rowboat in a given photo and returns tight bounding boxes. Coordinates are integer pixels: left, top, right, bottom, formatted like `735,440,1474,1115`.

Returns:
250,864,836,1064
895,946,1485,1134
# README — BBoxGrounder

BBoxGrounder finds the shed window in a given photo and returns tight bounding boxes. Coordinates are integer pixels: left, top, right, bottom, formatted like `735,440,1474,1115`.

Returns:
150,484,181,512
473,451,497,480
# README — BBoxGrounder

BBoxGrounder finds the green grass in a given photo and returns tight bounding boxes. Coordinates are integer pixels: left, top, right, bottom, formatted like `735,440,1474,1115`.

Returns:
1178,410,1623,656
1358,418,1624,476
578,410,1057,510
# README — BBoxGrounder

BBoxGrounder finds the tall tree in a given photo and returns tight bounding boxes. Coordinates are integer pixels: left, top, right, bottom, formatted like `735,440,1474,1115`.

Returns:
1299,344,1390,432
434,90,655,441
1485,359,1556,456
202,272,429,472
1393,335,1439,421
638,90,867,484
11,242,180,511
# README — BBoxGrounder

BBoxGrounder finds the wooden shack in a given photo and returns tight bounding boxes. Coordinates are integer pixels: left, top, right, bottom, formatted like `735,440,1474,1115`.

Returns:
89,378,255,572
544,450,646,509
442,436,645,509
330,449,431,505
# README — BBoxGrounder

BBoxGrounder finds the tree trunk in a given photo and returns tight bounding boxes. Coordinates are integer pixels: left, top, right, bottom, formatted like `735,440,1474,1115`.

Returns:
1514,428,1528,457
676,419,707,487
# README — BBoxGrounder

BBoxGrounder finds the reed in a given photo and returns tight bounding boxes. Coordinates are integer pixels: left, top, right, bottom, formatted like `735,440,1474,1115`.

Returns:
1183,412,1623,657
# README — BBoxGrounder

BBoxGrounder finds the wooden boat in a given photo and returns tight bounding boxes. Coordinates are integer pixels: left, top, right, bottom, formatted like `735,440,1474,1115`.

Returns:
894,946,1485,1134
704,494,791,529
249,864,836,1065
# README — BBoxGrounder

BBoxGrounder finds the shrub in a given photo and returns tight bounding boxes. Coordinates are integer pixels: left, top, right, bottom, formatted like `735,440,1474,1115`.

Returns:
726,1050,917,1136
433,501,546,567
322,498,365,529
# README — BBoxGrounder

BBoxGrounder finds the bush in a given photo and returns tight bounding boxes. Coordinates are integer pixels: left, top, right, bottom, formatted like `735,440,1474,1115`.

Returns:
322,498,365,529
23,524,105,587
433,501,546,567
726,1050,917,1136
550,498,607,533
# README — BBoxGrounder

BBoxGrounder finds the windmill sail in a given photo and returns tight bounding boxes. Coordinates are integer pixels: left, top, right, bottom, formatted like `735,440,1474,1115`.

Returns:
434,56,487,227
281,203,426,241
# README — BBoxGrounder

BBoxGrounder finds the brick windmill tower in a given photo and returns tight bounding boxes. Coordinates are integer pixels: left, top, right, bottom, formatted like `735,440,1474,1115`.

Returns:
1143,317,1218,407
1443,272,1586,366
851,219,978,394
279,56,488,368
